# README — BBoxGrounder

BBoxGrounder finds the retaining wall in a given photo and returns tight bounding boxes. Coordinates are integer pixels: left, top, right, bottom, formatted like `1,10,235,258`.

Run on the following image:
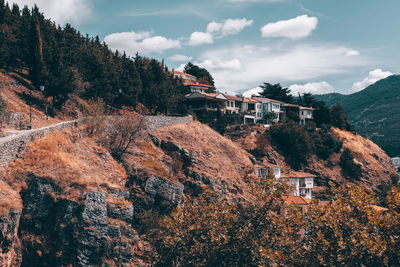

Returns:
0,115,193,169
0,120,78,169
143,115,193,131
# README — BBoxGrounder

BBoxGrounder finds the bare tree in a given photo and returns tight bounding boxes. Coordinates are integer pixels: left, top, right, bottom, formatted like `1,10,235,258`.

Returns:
100,115,145,160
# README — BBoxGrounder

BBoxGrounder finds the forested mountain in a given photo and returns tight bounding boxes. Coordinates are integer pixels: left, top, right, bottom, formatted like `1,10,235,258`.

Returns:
0,1,189,114
316,75,400,157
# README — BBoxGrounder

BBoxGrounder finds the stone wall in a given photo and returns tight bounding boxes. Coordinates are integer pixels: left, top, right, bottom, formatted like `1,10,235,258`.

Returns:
0,120,78,169
0,115,193,170
143,115,193,131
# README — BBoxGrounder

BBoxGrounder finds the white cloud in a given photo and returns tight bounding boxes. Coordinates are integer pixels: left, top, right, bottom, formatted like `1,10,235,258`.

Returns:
289,81,334,95
346,50,360,56
194,44,366,94
188,31,214,46
188,18,252,46
8,0,94,25
169,54,193,62
243,87,263,97
175,63,186,72
351,69,393,92
197,58,242,70
220,18,253,36
207,21,222,33
104,31,180,56
261,15,318,40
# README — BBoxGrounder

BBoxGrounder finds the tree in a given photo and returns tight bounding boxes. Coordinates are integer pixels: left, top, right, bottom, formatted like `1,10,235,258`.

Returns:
340,148,362,179
268,122,315,169
263,112,277,124
148,177,302,266
259,83,293,103
331,104,351,130
0,95,6,115
183,62,215,92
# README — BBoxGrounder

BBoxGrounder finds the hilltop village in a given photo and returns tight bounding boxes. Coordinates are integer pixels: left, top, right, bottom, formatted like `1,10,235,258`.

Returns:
175,70,314,126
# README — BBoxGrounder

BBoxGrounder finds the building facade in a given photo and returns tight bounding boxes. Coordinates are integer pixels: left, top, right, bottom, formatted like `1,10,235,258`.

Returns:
284,172,315,200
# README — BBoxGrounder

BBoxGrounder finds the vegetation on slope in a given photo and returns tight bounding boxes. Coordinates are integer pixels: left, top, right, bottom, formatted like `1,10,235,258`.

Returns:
148,178,400,266
0,1,189,114
316,75,400,157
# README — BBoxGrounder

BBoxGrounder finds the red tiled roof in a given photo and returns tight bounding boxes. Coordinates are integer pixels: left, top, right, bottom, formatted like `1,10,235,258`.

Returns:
371,205,388,212
244,98,260,103
283,171,316,179
252,96,283,104
185,91,225,101
184,81,213,88
171,70,197,79
224,95,243,101
285,195,311,205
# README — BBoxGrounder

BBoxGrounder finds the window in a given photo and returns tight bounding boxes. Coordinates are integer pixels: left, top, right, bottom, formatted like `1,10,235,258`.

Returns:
301,111,304,116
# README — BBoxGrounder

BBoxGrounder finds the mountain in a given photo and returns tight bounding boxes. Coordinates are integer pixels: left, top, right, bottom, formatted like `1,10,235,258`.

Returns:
316,75,400,157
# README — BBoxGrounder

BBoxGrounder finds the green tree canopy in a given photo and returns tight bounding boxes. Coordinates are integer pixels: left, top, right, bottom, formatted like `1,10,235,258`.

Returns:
259,83,293,103
183,62,215,90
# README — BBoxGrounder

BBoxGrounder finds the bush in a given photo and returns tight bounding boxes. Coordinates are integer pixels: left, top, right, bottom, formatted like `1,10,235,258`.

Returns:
100,115,145,160
312,127,342,160
268,122,315,169
0,95,6,115
340,148,362,179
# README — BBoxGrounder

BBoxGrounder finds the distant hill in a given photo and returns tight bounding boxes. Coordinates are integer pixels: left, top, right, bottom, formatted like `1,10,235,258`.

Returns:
316,75,400,157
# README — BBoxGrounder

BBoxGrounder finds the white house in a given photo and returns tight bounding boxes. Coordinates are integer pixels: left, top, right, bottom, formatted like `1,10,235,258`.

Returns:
241,98,261,124
251,96,282,123
255,162,281,179
299,107,314,125
284,172,316,200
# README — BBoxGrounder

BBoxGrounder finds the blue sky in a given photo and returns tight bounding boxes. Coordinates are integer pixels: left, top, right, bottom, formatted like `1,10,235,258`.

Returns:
9,0,400,95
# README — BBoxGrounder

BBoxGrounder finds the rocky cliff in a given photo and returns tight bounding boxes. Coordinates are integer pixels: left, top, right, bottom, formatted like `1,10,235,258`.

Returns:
0,119,396,266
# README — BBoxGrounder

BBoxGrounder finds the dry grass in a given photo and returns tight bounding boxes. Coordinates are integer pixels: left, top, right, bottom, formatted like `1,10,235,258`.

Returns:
107,194,131,206
0,180,22,216
0,71,63,128
5,129,127,196
153,121,253,181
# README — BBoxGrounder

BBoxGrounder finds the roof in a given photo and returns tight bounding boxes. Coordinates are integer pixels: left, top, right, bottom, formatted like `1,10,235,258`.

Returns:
251,96,283,104
283,103,301,108
300,106,314,110
172,70,196,79
185,91,227,101
370,205,388,212
183,81,214,88
224,95,243,101
243,98,260,103
283,171,316,179
285,195,311,205
283,103,313,110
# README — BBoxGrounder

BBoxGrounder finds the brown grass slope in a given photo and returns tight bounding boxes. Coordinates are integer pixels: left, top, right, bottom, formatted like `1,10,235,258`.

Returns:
123,121,254,200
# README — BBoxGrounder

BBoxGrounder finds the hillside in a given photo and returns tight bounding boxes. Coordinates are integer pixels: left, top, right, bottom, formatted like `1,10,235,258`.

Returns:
316,75,400,157
0,114,397,265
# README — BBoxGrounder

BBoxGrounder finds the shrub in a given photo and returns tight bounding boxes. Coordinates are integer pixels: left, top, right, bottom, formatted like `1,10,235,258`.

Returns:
312,127,342,160
80,97,109,136
340,148,362,179
268,122,315,169
97,115,145,161
0,95,6,115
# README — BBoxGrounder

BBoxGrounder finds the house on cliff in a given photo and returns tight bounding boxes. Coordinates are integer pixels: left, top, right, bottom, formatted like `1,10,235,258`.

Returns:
283,172,315,200
180,70,314,126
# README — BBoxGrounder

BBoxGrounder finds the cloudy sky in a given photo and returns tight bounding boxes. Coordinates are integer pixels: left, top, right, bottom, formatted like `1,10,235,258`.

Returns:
8,0,400,95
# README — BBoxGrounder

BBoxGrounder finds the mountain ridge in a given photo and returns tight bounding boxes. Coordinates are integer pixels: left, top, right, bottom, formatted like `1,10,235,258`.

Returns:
316,75,400,157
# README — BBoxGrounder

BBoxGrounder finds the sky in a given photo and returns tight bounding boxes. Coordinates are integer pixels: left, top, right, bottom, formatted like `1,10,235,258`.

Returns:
7,0,400,96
